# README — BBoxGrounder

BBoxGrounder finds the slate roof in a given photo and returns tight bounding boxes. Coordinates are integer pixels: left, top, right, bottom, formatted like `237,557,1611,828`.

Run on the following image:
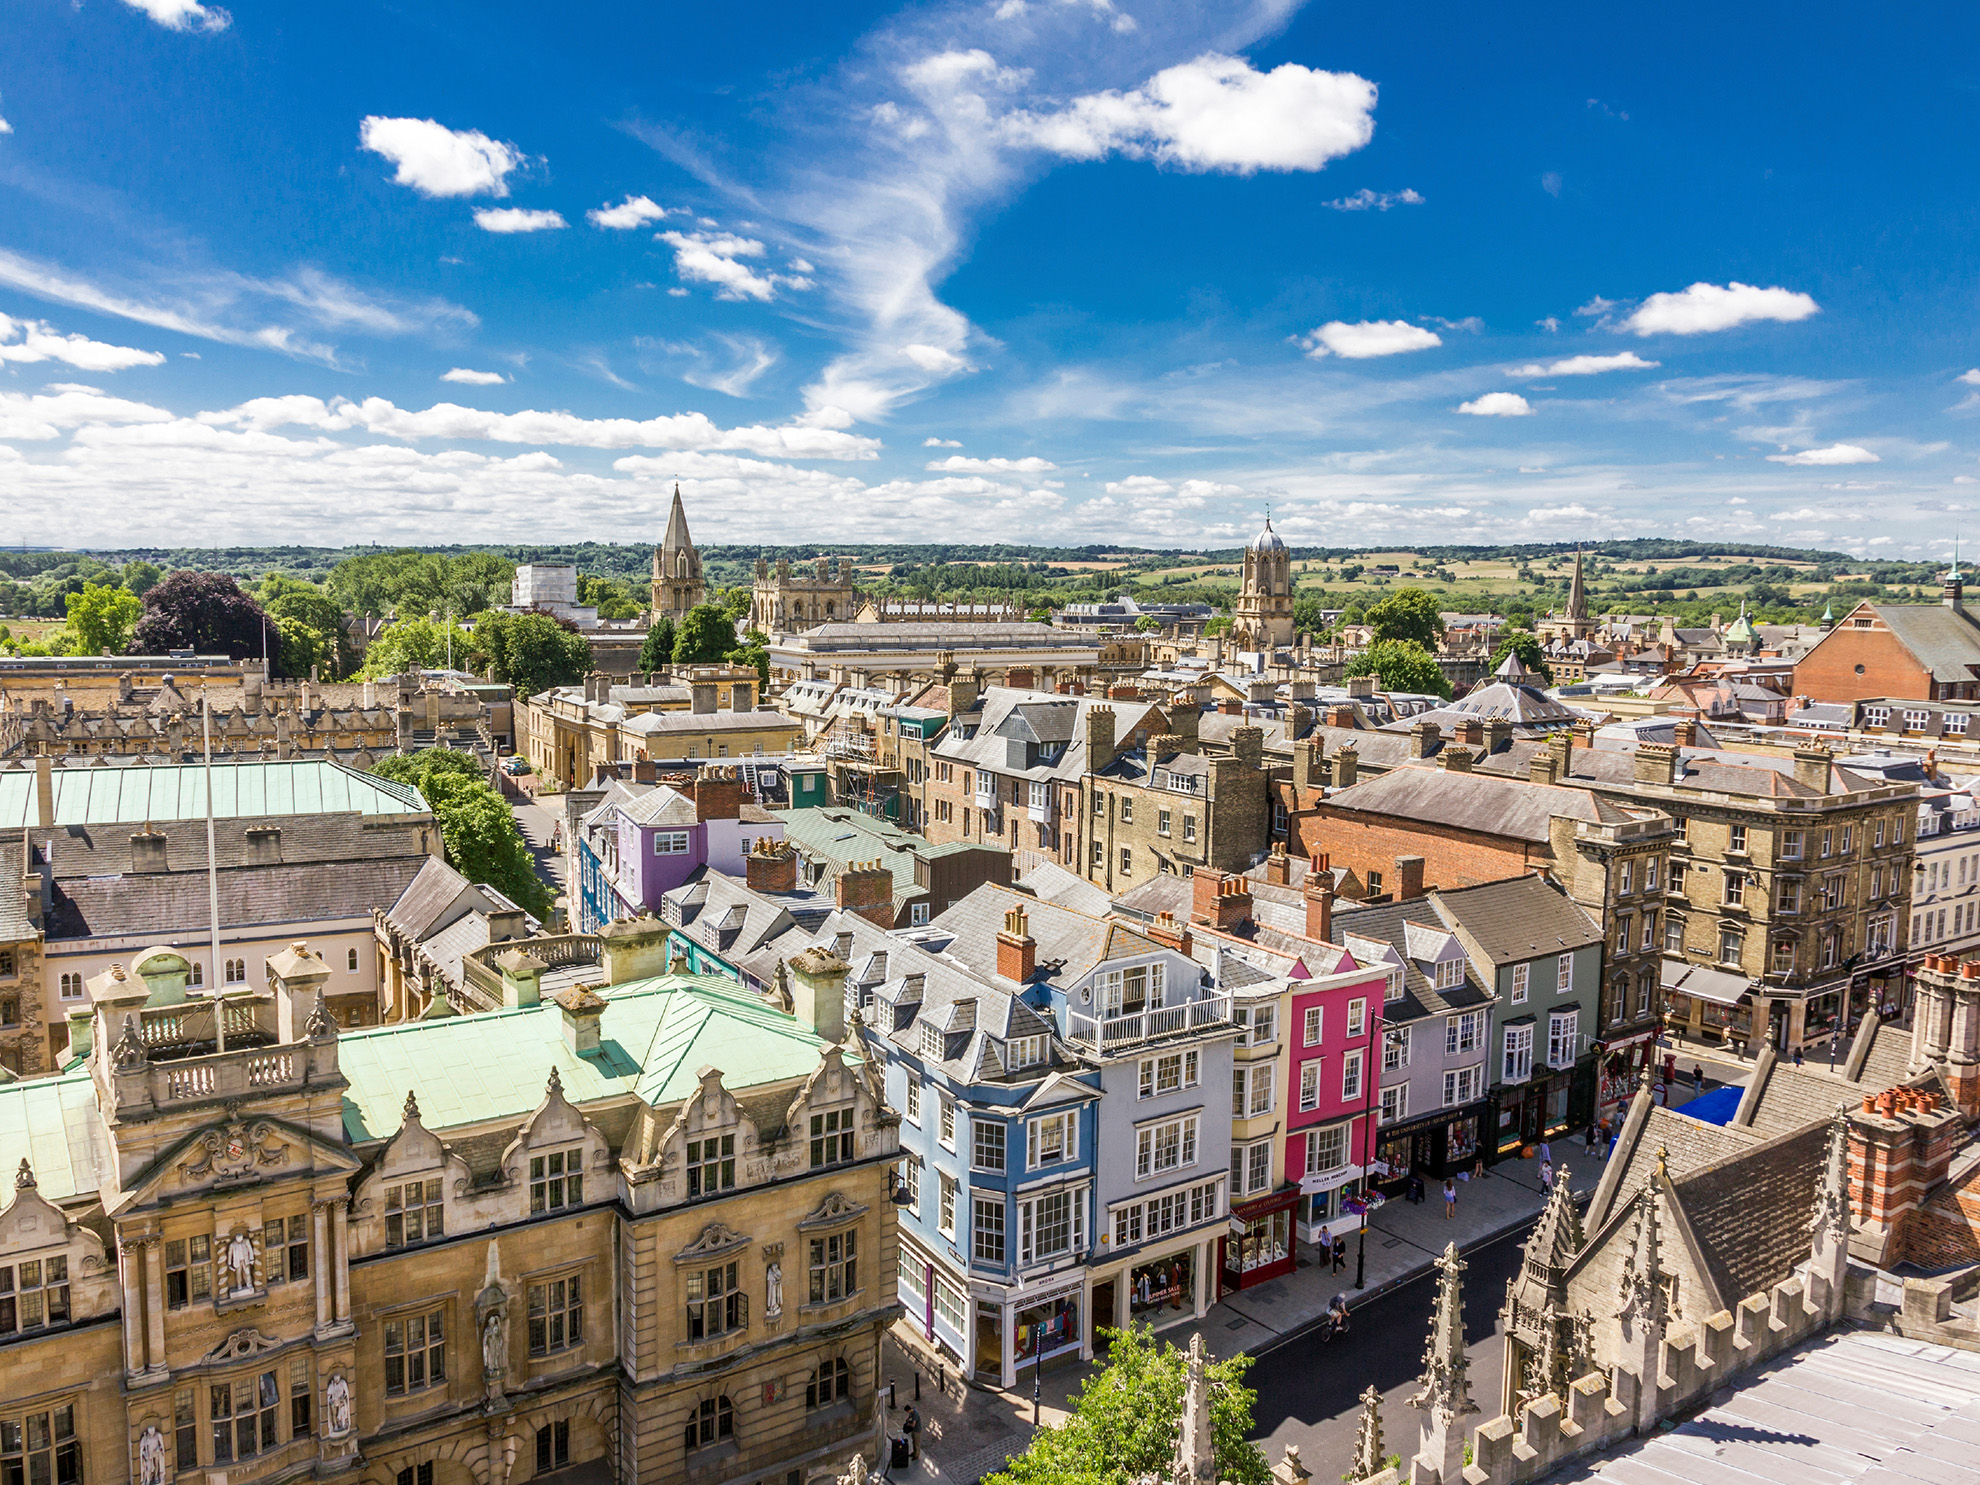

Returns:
928,882,1166,995
1674,1117,1829,1307
935,687,1164,786
1430,875,1602,965
386,855,483,942
1321,764,1635,843
51,856,432,941
1472,741,1887,799
660,869,831,988
1322,896,1495,1024
776,806,952,912
0,758,427,827
1586,1102,1762,1234
787,622,1081,652
337,971,840,1144
1015,861,1115,918
621,710,803,738
1862,602,1980,684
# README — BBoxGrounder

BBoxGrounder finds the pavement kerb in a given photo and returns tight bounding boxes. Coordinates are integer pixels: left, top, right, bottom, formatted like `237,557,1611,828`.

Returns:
1254,1208,1545,1358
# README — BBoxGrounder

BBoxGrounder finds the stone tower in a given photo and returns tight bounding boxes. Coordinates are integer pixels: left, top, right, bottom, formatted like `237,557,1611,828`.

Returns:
1500,1162,1587,1411
1231,516,1294,653
651,485,706,620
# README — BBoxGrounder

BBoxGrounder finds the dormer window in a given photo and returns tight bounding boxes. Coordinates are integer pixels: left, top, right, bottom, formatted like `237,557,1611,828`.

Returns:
1008,1035,1047,1068
920,1024,943,1060
1434,958,1464,990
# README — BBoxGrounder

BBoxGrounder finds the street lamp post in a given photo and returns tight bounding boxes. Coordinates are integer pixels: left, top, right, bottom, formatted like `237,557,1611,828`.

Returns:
1355,1002,1383,1290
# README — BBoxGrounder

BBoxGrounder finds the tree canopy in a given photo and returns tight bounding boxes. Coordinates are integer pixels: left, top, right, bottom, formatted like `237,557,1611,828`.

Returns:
259,573,353,679
132,571,278,663
1365,586,1445,648
325,550,514,620
1345,638,1452,698
64,582,142,657
367,750,550,916
673,604,738,666
986,1327,1268,1485
638,617,676,673
474,610,593,698
357,616,475,679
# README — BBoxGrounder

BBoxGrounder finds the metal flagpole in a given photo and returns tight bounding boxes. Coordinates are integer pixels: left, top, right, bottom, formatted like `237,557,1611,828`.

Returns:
202,694,226,1055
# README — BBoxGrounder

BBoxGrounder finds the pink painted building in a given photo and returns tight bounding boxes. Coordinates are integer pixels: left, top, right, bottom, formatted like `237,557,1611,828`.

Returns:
1284,947,1389,1248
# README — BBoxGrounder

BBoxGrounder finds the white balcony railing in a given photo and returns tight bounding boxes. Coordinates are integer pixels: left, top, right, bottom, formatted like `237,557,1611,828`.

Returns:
1065,994,1232,1050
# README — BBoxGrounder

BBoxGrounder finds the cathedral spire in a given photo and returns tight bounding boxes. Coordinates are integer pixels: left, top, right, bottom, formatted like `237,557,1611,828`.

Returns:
1565,547,1589,622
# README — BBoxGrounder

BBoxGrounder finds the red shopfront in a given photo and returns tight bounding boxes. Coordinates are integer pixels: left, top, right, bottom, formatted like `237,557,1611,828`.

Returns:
1219,1187,1299,1291
1594,1032,1657,1120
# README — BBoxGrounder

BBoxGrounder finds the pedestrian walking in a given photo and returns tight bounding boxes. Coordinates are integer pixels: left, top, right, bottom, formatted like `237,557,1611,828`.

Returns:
1443,1178,1457,1219
1332,1234,1347,1274
1540,1160,1554,1195
1792,1045,1804,1068
904,1405,920,1460
1691,1064,1705,1096
1537,1140,1552,1166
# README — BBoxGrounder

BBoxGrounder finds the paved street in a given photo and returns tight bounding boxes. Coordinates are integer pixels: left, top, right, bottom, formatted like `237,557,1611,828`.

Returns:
1248,1219,1531,1473
510,792,568,901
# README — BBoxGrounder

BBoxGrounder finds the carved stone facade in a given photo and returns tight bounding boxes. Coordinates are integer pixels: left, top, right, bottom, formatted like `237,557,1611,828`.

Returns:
0,930,900,1485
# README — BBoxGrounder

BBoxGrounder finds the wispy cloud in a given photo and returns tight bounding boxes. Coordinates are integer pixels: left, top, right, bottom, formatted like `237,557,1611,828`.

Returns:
1767,443,1878,466
1322,187,1424,212
1509,352,1658,377
927,453,1056,472
0,314,164,372
121,0,230,32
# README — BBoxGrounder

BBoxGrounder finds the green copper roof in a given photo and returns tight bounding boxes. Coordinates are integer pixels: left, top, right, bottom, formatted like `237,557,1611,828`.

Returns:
0,1073,110,1204
0,759,427,829
337,972,840,1144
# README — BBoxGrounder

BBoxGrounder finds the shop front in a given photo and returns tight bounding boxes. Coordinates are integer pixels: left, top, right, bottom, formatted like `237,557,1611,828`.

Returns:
1011,1282,1083,1376
1297,1165,1366,1246
1493,1071,1580,1157
1593,1032,1657,1119
1661,961,1753,1048
1221,1188,1299,1290
1129,1249,1195,1319
1374,1107,1487,1186
1088,1226,1215,1349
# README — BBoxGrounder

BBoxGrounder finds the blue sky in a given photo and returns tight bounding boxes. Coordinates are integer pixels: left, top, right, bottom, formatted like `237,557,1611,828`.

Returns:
4,0,1979,556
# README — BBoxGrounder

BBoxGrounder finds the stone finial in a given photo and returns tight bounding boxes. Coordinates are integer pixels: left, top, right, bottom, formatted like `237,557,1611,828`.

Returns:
1411,1242,1477,1419
1348,1387,1386,1481
1618,1183,1667,1327
305,989,336,1041
111,1016,148,1072
403,1089,421,1124
769,959,795,1015
546,1066,565,1098
1171,1331,1217,1485
14,1159,33,1191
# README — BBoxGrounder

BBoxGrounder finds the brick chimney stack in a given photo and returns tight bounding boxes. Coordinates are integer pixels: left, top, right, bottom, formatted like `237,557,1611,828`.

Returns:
1394,855,1426,902
1304,855,1335,942
1141,911,1193,957
996,904,1037,983
1263,844,1292,885
1190,867,1253,932
834,860,896,928
1910,954,1980,1118
745,838,799,894
1847,1083,1963,1267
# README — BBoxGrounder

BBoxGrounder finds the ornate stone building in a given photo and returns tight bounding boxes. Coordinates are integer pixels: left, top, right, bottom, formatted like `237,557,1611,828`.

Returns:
751,559,858,636
0,923,899,1485
651,488,707,621
1229,520,1294,654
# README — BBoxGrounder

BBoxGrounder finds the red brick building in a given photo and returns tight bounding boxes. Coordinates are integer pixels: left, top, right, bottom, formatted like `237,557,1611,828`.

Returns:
1793,578,1980,705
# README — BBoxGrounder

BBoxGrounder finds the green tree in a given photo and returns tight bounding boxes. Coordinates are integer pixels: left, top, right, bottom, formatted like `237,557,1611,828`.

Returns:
673,603,737,665
988,1326,1268,1485
1365,586,1445,648
64,582,142,656
120,560,163,597
474,610,593,698
719,586,752,623
1133,615,1162,633
725,627,771,688
1488,629,1554,684
579,573,641,621
1203,615,1232,637
358,616,475,679
259,573,352,678
1339,601,1367,628
368,750,550,916
1345,638,1451,698
638,617,676,672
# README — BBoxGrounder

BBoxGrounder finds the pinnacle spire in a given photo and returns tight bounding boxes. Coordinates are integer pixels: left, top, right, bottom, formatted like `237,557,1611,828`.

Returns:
1811,1103,1851,1244
1527,1162,1583,1275
1172,1331,1217,1485
1350,1386,1387,1481
662,484,694,553
1618,1182,1667,1326
1411,1242,1478,1419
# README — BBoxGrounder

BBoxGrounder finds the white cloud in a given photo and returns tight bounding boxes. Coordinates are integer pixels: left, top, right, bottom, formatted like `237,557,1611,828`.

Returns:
441,368,508,385
0,116,11,137
927,454,1057,473
1457,392,1533,417
359,116,521,199
1959,369,1980,386
0,314,164,372
1322,187,1424,212
1104,475,1173,494
1770,507,1824,520
901,343,967,374
923,436,962,447
199,393,880,460
1767,443,1878,466
473,207,567,234
1623,281,1819,336
1299,320,1442,360
1508,352,1659,377
0,387,174,440
660,231,812,302
1008,53,1377,174
587,195,669,229
121,0,229,31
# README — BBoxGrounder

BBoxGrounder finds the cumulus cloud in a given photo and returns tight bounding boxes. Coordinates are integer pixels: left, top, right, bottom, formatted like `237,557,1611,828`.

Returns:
1104,475,1173,495
0,387,174,440
1457,392,1533,417
0,116,11,137
926,454,1057,473
1959,370,1980,387
1767,443,1878,466
1322,187,1424,212
660,231,812,302
1508,352,1659,377
1299,320,1442,360
1008,53,1378,174
587,195,669,229
923,436,962,447
1623,281,1819,336
359,117,521,198
121,0,229,31
473,207,566,233
200,394,881,460
441,368,508,386
0,315,164,372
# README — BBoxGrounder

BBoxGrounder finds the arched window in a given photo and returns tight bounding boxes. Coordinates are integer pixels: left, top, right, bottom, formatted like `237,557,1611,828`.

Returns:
348,948,360,972
807,1357,851,1410
684,1395,732,1451
58,972,83,1001
189,961,204,987
225,959,247,984
677,553,689,579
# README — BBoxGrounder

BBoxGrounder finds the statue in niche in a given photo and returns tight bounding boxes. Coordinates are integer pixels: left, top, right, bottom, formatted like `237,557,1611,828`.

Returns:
223,1229,256,1293
325,1373,352,1436
766,1260,783,1318
137,1425,167,1485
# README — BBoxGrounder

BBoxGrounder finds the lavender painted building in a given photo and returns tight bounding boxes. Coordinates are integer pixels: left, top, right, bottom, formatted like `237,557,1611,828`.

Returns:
574,769,785,929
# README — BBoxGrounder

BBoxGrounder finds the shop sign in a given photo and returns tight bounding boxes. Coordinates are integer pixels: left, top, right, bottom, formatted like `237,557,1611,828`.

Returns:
1130,1252,1193,1316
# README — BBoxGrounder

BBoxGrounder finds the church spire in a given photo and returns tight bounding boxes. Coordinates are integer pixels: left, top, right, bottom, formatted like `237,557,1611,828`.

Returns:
652,484,706,620
1565,547,1589,622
